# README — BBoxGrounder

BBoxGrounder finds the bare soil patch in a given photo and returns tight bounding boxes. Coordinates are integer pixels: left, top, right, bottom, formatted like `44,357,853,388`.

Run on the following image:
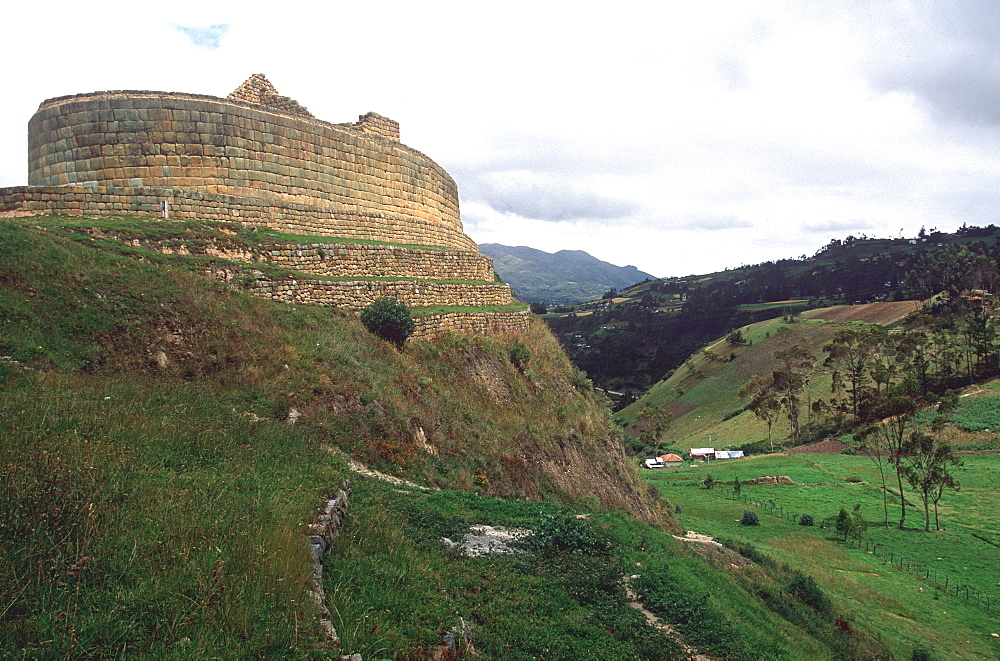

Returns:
802,301,920,325
787,438,849,454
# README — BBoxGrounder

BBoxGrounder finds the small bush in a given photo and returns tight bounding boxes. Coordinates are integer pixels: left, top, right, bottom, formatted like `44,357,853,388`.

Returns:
716,538,771,566
798,513,814,526
360,297,414,347
788,570,832,615
520,513,609,557
845,475,863,483
911,647,935,661
740,509,760,526
509,342,531,370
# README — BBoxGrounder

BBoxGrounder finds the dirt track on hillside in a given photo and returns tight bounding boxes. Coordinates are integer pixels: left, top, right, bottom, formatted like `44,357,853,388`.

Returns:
802,301,921,325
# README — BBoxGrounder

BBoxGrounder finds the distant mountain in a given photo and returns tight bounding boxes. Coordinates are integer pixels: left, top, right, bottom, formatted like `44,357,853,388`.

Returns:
480,244,656,305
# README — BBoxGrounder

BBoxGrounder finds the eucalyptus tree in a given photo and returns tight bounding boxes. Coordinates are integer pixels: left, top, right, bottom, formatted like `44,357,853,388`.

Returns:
902,430,963,531
864,396,918,529
739,375,783,451
824,326,877,420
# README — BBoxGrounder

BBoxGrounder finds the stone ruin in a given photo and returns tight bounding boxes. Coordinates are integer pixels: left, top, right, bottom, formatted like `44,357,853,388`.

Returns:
0,75,528,339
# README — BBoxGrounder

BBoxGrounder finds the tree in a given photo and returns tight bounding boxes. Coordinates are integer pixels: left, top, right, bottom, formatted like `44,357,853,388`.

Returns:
774,341,815,441
853,424,892,528
850,504,868,542
529,301,548,315
733,475,741,496
902,430,963,531
634,406,672,451
825,326,876,420
964,307,997,377
873,396,918,529
835,508,851,541
360,297,415,348
739,375,783,451
703,473,715,490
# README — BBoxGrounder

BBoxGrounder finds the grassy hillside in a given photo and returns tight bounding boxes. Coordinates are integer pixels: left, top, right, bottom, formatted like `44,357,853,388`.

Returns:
646,451,1000,660
3,217,984,659
618,302,919,450
479,243,654,305
0,216,670,658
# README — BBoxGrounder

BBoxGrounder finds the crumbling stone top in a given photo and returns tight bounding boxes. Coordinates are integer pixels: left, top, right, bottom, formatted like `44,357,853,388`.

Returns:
228,73,314,118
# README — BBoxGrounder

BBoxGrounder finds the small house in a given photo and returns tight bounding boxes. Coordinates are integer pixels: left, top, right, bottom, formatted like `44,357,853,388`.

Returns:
659,453,684,466
690,448,715,461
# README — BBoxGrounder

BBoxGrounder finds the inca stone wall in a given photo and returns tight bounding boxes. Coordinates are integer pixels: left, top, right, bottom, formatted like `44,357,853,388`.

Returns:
411,310,532,341
262,242,496,281
0,184,478,250
244,275,514,310
0,75,529,339
24,85,464,249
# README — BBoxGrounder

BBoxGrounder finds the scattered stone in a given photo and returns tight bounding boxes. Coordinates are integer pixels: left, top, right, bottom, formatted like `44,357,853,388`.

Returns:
443,525,532,557
745,475,795,485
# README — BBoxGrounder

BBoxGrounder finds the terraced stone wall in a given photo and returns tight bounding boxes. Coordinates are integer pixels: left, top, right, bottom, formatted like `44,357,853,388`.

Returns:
25,90,466,249
0,185,477,251
263,242,496,281
411,310,531,340
244,276,515,311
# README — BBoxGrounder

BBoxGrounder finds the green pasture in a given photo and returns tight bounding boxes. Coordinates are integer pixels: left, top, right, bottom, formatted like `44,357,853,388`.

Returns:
327,475,900,660
645,452,1000,660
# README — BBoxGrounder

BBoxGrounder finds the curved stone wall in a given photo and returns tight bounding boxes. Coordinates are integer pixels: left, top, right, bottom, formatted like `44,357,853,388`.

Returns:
27,90,468,249
263,242,496,282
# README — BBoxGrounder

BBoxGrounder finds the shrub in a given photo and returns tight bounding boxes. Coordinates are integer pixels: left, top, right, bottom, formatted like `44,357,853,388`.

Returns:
716,538,771,566
509,342,531,370
911,647,935,661
798,513,814,526
835,507,851,540
788,570,832,615
740,509,759,526
702,473,715,489
360,297,414,347
521,513,609,557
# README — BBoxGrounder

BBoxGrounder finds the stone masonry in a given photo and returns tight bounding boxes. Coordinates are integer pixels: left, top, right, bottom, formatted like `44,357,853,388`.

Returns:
0,75,528,339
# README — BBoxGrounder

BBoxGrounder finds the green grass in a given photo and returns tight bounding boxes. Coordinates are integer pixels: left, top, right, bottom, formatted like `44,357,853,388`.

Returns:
645,453,1000,660
0,369,345,659
325,482,686,660
619,318,838,448
946,380,1000,432
325,476,905,660
0,217,676,657
26,214,461,253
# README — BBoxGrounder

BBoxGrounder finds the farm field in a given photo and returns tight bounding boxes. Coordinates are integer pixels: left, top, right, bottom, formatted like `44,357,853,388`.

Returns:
645,452,1000,660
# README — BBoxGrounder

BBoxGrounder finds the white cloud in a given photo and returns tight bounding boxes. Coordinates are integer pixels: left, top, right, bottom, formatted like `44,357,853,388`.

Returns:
2,1,1000,277
173,24,229,50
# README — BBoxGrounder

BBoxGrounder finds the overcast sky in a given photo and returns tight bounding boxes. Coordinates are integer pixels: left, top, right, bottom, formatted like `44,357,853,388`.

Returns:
4,1,1000,278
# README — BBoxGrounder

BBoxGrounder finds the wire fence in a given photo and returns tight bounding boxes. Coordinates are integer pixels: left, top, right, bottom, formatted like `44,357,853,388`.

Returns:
714,488,996,615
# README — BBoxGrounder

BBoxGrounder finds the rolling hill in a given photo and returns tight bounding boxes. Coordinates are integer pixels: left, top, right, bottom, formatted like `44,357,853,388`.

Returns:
479,243,656,305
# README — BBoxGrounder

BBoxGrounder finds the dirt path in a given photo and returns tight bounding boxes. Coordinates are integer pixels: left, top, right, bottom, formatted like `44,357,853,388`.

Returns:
624,578,712,660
